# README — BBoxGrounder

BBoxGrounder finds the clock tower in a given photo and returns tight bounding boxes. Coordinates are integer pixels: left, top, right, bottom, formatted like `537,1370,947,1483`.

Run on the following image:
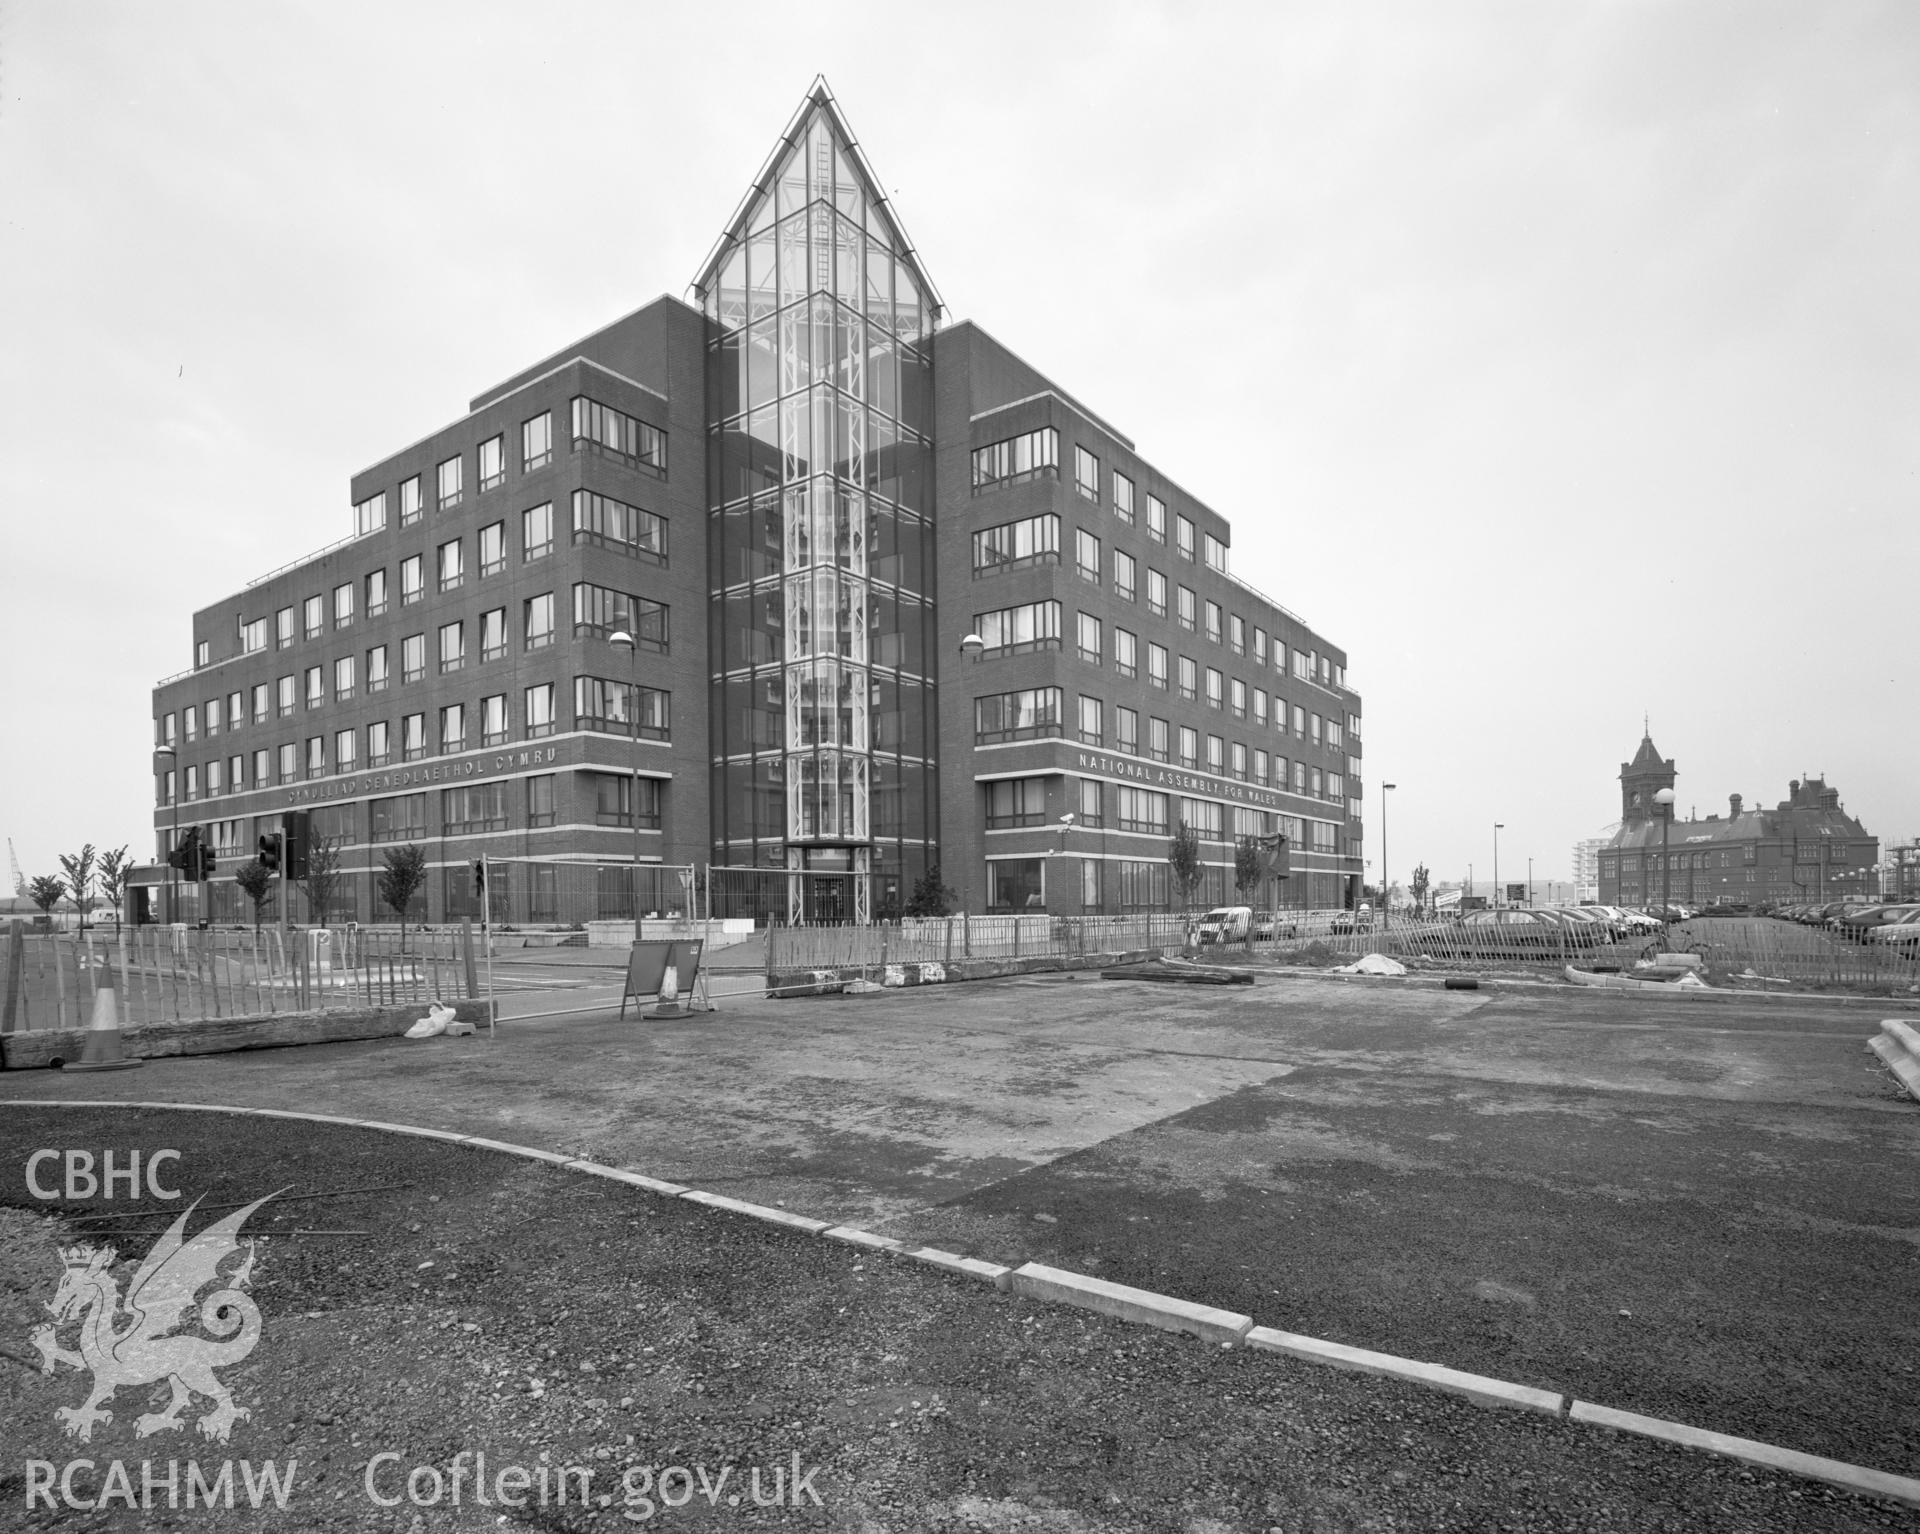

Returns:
1620,731,1676,827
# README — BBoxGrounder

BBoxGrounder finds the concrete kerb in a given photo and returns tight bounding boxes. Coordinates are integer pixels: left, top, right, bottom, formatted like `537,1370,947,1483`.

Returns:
10,1096,1920,1512
1869,1020,1920,1100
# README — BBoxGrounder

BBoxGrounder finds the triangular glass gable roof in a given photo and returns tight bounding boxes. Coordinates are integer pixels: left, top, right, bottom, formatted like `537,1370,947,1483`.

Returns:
691,78,942,326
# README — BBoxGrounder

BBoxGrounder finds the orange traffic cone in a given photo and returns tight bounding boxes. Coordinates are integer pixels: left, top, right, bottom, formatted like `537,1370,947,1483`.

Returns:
65,987,141,1072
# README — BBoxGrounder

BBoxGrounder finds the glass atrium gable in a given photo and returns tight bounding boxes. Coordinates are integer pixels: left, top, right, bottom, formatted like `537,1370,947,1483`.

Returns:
696,83,942,921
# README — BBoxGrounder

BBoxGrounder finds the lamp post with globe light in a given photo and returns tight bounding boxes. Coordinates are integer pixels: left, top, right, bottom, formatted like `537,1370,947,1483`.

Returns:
1493,823,1504,909
1654,787,1677,919
154,743,179,925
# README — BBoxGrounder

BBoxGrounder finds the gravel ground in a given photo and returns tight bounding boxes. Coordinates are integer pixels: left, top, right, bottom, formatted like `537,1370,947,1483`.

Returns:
2,1106,1916,1533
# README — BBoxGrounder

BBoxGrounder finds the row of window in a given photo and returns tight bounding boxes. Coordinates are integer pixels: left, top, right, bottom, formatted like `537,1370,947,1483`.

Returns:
157,681,672,803
984,776,1280,841
351,398,665,538
970,428,1229,572
228,493,665,669
969,510,1348,692
971,687,1348,801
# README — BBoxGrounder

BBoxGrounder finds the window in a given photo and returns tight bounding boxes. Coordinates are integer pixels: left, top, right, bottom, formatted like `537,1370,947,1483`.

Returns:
1253,749,1269,786
1117,786,1169,834
523,683,555,739
228,754,244,790
1073,445,1100,502
527,773,556,828
276,675,296,717
572,396,666,473
1112,471,1135,524
479,521,506,578
1146,493,1167,543
401,713,426,762
1078,694,1103,746
227,691,242,731
523,411,552,472
400,555,423,605
1178,726,1199,769
592,774,662,829
971,426,1058,489
1177,656,1197,701
304,666,323,709
252,748,270,784
303,596,324,640
242,618,267,654
1203,533,1228,573
371,791,427,842
572,490,666,563
1311,712,1323,745
401,633,426,684
972,512,1060,573
1146,569,1168,619
335,728,356,772
399,476,423,525
184,764,200,802
1205,667,1223,709
277,742,298,784
1077,612,1102,666
1177,586,1196,630
331,581,355,630
437,454,463,510
275,607,294,649
1116,705,1139,754
438,621,465,673
1231,742,1247,781
354,492,387,537
985,777,1047,829
1078,778,1104,828
478,434,505,493
1074,528,1101,582
444,781,507,835
1227,616,1244,656
306,736,325,779
251,683,269,725
439,704,466,753
1293,703,1306,736
480,609,507,663
1185,799,1224,838
524,593,555,651
366,568,388,617
1112,549,1136,602
1254,688,1268,726
1230,678,1246,718
1204,601,1222,644
366,645,389,693
974,599,1061,655
523,502,554,560
368,720,390,767
1253,626,1268,665
1311,767,1323,796
1114,627,1138,679
333,655,355,701
1147,642,1168,690
572,583,669,649
184,705,199,743
437,538,464,592
987,858,1045,911
1292,648,1311,682
574,676,669,739
1294,760,1307,792
1149,716,1170,763
974,687,1063,744
1175,515,1196,562
195,639,211,669
1326,719,1343,749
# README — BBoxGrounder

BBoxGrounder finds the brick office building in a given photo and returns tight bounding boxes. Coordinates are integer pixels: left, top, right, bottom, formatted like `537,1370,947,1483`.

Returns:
1596,733,1878,908
149,81,1363,924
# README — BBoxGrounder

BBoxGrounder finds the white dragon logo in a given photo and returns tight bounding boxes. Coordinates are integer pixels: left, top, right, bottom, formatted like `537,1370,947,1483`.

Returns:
29,1192,279,1443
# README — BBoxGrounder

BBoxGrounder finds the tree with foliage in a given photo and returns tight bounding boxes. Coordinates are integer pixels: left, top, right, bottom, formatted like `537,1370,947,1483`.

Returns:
234,859,275,934
1233,836,1264,902
58,844,96,927
904,862,958,918
299,834,344,927
28,874,66,924
1410,862,1431,917
96,845,132,929
378,844,429,947
1166,820,1204,914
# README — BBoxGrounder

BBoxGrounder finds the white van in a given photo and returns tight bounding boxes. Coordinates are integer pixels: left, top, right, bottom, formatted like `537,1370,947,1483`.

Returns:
1195,905,1253,944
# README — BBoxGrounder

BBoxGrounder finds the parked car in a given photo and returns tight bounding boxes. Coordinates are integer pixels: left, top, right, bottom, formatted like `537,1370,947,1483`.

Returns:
1252,914,1299,942
1195,905,1253,944
1833,904,1914,936
1867,909,1920,946
1695,903,1753,919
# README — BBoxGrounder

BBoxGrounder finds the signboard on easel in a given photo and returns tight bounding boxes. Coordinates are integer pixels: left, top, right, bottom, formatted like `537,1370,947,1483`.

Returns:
620,939,707,1020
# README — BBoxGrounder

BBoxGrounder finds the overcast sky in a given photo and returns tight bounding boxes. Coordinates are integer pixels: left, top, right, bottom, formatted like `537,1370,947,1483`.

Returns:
2,1,1914,895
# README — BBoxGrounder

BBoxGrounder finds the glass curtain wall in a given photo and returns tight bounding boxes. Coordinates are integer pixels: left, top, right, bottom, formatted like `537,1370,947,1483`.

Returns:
701,104,939,920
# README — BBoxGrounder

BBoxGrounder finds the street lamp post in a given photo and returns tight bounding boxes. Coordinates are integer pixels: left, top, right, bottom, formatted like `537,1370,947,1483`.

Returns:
1654,787,1676,919
1381,783,1396,917
154,744,179,925
1528,857,1533,909
1493,824,1504,909
608,630,644,942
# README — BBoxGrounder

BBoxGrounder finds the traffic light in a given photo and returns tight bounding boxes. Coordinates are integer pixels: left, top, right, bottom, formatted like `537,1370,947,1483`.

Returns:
258,831,282,876
283,811,311,881
174,825,205,880
472,859,487,896
1271,834,1291,880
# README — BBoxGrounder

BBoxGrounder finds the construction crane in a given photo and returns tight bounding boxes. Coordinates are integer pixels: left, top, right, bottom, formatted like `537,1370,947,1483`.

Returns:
8,838,25,896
